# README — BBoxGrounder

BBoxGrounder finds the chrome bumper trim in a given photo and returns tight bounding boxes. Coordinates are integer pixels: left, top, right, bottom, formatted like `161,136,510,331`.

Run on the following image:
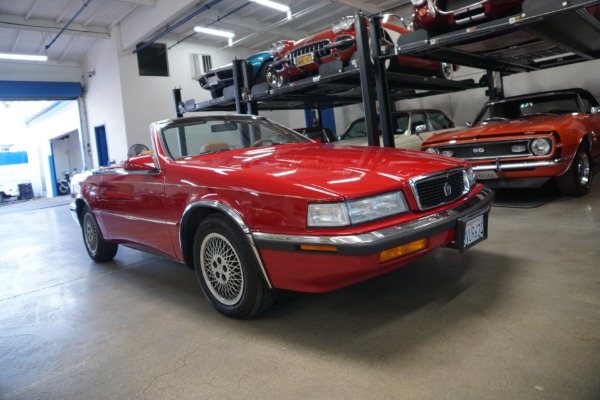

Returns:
472,158,570,171
253,187,494,256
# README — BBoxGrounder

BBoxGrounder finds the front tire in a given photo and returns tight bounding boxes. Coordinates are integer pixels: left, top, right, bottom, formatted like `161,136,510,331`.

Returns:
257,63,285,89
437,62,453,80
81,206,118,262
556,144,593,196
193,215,277,319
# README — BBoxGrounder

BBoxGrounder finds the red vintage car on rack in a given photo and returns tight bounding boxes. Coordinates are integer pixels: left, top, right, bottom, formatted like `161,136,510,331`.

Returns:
411,0,525,31
421,88,600,195
268,15,455,87
71,114,493,319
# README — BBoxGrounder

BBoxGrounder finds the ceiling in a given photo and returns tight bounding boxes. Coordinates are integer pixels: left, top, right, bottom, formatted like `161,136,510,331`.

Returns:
0,0,414,66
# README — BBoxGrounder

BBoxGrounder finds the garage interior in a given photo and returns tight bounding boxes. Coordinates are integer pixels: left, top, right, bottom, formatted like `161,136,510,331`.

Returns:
1,1,600,399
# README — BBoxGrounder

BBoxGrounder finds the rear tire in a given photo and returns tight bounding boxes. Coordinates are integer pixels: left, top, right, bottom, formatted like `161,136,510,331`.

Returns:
556,145,593,196
81,206,118,262
193,215,277,319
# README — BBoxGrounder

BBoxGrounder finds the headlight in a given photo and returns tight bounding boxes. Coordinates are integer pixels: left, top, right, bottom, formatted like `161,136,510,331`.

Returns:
464,167,476,189
411,0,426,5
424,147,439,154
307,191,408,227
307,203,350,227
332,16,355,34
269,41,286,56
441,150,454,157
530,137,552,156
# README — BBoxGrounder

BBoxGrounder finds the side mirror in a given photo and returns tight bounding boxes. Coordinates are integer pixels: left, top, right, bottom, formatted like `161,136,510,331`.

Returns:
414,124,427,134
466,122,473,127
591,106,600,115
124,154,158,172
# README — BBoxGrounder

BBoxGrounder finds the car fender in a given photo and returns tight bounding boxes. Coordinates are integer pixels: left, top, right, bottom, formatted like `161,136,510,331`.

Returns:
178,198,273,288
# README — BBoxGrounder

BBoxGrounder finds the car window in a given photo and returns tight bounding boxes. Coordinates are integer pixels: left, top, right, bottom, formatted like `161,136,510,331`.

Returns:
410,112,428,134
427,111,454,130
477,94,582,123
161,117,310,159
343,120,366,139
392,114,409,134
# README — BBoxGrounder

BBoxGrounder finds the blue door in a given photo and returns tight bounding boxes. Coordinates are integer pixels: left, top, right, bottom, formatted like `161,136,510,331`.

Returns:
94,125,109,166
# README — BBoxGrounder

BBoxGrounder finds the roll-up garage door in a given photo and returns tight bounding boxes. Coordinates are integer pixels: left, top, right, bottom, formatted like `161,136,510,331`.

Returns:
0,81,82,101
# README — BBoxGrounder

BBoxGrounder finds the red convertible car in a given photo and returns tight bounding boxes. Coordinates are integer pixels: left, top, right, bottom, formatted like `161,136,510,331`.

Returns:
268,15,455,87
71,115,493,318
421,88,600,195
411,0,525,31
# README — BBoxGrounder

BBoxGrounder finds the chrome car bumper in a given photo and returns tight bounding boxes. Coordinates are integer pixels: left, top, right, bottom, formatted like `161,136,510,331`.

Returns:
253,186,494,255
471,157,570,171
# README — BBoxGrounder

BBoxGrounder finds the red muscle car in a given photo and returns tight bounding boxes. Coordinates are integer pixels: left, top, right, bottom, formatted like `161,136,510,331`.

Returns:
71,115,493,318
411,0,525,31
268,15,455,87
421,88,600,195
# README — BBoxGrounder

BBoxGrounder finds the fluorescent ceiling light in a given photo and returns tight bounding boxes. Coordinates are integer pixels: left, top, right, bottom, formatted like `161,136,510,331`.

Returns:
250,0,290,12
194,26,235,38
0,53,48,62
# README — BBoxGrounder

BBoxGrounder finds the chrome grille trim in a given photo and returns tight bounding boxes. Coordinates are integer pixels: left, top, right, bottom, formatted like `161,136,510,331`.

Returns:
438,139,533,160
290,40,331,65
409,167,469,211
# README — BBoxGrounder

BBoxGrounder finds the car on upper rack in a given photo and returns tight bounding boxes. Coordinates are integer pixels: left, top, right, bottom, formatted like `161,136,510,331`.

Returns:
336,109,459,150
268,14,456,87
70,114,493,319
197,51,284,98
420,88,600,195
410,0,525,32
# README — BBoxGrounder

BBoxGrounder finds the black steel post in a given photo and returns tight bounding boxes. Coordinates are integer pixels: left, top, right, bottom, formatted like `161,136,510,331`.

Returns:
369,15,395,148
242,59,258,115
173,87,183,118
232,59,246,114
486,70,504,101
355,11,380,146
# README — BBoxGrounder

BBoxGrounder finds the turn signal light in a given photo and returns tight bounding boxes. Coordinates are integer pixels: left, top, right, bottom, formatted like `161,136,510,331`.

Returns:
379,239,427,263
300,244,338,252
418,7,429,17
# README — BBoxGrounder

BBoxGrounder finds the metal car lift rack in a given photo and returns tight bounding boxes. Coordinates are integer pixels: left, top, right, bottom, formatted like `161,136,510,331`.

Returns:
175,1,600,148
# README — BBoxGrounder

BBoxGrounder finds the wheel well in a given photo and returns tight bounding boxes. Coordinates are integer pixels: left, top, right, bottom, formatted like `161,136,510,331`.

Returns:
180,207,227,268
74,198,87,223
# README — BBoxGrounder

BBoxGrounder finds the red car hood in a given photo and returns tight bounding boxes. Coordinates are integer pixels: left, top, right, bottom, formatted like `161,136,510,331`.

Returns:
184,144,467,200
425,115,573,144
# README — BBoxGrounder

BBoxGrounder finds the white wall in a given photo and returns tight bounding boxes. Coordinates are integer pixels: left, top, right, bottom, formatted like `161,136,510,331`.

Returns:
82,29,128,166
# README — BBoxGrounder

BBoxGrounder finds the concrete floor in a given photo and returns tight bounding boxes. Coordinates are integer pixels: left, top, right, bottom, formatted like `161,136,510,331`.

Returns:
1,183,599,400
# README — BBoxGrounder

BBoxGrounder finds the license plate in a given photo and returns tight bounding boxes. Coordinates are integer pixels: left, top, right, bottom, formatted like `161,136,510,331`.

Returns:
475,170,498,180
207,76,219,86
296,53,314,67
457,211,488,252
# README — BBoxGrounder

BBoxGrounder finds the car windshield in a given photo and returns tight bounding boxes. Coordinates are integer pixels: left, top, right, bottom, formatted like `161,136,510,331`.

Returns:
475,93,581,124
161,116,311,160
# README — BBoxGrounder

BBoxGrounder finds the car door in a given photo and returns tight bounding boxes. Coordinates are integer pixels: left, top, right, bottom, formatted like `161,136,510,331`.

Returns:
395,112,428,150
97,168,175,258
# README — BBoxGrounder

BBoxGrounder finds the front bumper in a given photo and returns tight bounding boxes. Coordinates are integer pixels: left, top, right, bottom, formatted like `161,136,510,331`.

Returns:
472,157,570,172
253,187,494,292
254,187,493,255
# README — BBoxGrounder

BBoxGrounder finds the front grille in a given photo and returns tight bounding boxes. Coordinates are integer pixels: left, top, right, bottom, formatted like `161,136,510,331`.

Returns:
440,140,531,160
410,168,468,210
290,40,331,64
